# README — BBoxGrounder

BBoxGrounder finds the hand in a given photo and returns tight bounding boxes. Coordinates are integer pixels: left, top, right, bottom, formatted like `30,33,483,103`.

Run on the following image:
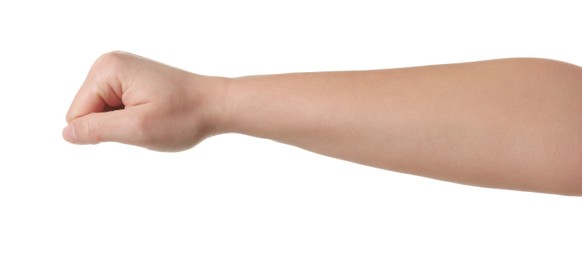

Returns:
63,51,227,151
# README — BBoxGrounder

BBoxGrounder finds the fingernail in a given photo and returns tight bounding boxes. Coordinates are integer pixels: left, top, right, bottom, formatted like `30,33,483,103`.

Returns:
63,124,77,143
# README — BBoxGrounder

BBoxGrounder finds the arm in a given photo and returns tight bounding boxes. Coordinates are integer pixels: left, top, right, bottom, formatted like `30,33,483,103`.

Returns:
64,52,582,195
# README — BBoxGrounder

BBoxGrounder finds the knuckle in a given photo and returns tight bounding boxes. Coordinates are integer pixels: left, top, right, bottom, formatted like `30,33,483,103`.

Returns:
93,51,130,72
89,51,132,101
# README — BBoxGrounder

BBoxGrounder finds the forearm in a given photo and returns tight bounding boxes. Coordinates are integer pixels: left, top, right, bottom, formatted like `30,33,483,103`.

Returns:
217,58,582,195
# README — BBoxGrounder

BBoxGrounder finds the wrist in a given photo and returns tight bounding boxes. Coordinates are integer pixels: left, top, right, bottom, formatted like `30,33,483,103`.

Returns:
192,74,236,137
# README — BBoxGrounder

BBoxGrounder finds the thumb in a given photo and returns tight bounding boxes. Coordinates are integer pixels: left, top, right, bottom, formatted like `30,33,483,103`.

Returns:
62,109,146,145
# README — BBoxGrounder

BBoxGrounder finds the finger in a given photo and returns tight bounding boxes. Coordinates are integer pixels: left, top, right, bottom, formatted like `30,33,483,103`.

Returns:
66,53,126,124
63,108,148,146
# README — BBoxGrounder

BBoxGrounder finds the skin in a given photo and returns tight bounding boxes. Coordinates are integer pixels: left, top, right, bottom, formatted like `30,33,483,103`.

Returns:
63,51,582,196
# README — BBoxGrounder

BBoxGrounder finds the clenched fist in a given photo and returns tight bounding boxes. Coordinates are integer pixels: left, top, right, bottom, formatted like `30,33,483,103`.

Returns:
63,51,228,151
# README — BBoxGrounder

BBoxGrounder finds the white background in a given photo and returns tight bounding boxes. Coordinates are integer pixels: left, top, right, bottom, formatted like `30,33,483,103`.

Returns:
1,0,581,259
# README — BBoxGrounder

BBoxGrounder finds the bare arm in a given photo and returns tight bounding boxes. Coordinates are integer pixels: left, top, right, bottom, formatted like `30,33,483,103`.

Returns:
64,52,582,195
